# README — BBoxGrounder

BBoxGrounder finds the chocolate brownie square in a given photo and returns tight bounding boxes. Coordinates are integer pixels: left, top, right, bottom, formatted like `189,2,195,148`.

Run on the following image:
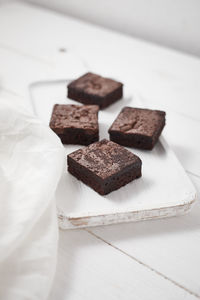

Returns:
67,72,123,109
67,139,142,195
108,107,166,150
49,104,99,145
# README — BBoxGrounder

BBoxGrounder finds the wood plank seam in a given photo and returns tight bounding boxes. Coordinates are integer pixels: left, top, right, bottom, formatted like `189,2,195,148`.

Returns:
172,110,200,123
85,229,200,299
0,87,22,98
187,171,200,180
0,42,53,66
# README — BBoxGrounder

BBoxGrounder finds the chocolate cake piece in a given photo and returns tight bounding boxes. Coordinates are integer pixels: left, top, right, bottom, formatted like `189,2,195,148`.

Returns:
49,104,99,145
108,107,166,150
67,72,123,109
67,139,142,195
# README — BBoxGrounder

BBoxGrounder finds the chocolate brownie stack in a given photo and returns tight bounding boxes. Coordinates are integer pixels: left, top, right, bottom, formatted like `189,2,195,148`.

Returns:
48,72,166,195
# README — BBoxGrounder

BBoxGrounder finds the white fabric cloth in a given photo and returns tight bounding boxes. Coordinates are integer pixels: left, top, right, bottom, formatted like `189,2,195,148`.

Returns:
0,98,65,300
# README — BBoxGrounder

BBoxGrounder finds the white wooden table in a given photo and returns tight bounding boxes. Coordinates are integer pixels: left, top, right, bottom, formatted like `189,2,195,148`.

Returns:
1,2,200,299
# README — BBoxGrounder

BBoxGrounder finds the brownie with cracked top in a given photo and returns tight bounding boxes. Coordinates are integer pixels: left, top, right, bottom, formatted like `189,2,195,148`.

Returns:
67,139,142,195
49,104,99,145
67,72,123,109
108,107,166,150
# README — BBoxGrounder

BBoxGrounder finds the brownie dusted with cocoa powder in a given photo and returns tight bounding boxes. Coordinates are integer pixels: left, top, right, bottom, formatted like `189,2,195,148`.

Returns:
49,104,99,145
109,107,166,150
67,139,142,195
67,72,123,109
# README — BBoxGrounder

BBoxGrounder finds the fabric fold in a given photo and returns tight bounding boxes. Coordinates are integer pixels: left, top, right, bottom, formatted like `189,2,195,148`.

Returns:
0,99,64,300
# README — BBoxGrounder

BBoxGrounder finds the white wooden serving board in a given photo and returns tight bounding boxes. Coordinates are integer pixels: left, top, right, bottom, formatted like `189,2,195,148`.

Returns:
30,80,196,229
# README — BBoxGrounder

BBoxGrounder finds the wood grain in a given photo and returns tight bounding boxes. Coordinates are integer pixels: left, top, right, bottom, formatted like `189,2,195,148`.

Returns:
48,229,198,300
90,174,200,297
